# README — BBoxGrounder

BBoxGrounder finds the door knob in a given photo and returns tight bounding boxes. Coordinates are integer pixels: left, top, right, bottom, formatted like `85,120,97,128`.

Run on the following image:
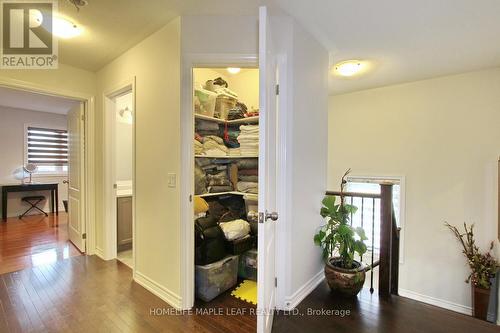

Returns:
266,211,279,221
63,180,69,184
259,211,279,223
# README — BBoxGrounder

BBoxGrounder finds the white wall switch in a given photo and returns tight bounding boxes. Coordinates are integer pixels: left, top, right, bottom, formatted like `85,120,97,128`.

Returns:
168,173,176,188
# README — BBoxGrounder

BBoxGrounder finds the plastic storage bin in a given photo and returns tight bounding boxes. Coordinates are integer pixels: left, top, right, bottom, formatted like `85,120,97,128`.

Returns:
244,194,258,218
194,88,217,117
226,235,256,255
195,255,238,302
238,248,258,281
215,94,237,120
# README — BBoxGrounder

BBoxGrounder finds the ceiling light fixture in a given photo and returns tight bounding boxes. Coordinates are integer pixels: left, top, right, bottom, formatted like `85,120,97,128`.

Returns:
53,17,82,39
334,60,363,77
227,67,241,74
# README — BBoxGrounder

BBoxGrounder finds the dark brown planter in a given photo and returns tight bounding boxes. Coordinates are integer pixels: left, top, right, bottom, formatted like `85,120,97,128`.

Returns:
471,285,490,320
325,257,366,296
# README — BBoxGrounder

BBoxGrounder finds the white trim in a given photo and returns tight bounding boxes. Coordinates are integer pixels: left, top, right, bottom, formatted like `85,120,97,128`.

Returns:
346,174,406,265
274,54,292,310
95,246,105,259
134,271,182,309
0,76,96,256
102,78,136,269
282,270,325,310
399,288,472,315
180,53,259,309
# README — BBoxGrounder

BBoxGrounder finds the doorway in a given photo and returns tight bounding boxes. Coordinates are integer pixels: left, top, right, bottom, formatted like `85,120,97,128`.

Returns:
103,81,136,268
192,67,260,314
0,83,93,274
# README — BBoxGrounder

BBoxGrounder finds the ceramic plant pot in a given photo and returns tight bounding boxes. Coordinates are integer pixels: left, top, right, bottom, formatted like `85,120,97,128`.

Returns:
325,257,366,296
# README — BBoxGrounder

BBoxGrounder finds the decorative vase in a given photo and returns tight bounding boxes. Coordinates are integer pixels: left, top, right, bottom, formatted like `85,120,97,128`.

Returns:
471,285,490,320
325,257,366,296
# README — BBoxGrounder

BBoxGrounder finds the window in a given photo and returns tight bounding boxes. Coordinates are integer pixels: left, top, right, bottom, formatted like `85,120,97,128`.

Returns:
345,176,404,256
26,126,68,174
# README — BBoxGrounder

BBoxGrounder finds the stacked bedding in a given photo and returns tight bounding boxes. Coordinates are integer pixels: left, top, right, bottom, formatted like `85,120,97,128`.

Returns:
237,125,259,156
236,159,258,194
202,136,228,156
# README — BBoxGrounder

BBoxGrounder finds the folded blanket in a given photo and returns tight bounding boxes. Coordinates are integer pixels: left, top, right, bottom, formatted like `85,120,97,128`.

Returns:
208,185,233,193
196,120,220,131
207,171,231,186
237,181,258,194
219,219,250,241
237,159,258,170
238,175,258,182
194,140,203,155
238,168,258,176
228,148,241,156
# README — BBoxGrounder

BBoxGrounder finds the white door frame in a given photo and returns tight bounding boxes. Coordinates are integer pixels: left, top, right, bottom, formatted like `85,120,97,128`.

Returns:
102,78,136,272
180,53,290,310
0,76,96,255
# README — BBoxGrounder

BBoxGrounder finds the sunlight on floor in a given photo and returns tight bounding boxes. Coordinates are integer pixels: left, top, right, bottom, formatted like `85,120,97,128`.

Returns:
117,249,133,268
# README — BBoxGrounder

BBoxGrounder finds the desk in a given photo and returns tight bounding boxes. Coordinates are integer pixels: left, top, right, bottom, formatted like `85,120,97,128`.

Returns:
1,183,58,221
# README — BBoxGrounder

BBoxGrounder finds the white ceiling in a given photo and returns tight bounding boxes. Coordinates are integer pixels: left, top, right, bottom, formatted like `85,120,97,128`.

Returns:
56,0,500,94
277,0,500,95
0,86,79,114
57,0,266,71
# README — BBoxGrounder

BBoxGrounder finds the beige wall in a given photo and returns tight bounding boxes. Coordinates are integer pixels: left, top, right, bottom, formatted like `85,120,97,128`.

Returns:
0,106,69,217
329,68,500,313
96,18,181,304
0,63,96,97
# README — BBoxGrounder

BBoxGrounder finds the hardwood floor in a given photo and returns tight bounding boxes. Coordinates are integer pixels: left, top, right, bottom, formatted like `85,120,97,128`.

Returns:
273,280,499,333
0,255,256,333
0,212,81,275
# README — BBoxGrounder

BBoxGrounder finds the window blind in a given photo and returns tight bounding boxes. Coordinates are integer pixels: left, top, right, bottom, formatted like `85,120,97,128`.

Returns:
27,127,68,166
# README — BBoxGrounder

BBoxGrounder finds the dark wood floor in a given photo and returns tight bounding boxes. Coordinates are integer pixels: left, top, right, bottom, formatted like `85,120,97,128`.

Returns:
273,280,499,333
0,255,256,333
0,212,81,275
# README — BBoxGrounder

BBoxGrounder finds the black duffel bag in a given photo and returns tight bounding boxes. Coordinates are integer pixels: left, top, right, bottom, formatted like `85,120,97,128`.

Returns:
195,216,227,266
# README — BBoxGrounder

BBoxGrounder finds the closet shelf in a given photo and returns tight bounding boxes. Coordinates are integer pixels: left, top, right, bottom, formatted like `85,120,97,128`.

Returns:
195,114,259,124
195,155,258,159
196,191,258,198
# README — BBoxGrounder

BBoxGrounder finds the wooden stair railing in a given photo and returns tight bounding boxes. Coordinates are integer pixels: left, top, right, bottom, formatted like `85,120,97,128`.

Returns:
326,183,400,297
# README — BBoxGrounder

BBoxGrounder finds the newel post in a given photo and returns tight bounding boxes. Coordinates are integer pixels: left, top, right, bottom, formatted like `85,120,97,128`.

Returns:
379,184,393,297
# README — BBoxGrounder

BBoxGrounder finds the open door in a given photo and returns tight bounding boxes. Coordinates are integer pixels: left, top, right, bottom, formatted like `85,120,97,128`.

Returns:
257,6,279,333
67,103,86,252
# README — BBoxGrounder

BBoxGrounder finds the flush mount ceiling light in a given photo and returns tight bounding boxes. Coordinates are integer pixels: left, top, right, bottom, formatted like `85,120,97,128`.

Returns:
53,17,82,39
334,60,363,77
227,67,241,74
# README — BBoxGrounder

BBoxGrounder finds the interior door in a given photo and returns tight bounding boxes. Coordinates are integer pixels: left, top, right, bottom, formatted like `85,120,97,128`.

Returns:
257,6,279,333
67,102,86,252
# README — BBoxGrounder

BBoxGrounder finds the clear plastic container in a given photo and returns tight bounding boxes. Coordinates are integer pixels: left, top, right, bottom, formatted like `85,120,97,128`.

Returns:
194,88,217,117
238,248,257,281
195,255,238,302
215,94,237,120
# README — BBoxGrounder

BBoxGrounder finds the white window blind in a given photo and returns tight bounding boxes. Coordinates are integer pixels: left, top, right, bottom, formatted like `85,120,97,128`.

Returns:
27,127,68,168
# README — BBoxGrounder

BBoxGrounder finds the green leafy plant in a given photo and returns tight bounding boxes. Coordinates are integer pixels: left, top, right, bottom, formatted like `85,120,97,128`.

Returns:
314,169,368,269
445,222,499,289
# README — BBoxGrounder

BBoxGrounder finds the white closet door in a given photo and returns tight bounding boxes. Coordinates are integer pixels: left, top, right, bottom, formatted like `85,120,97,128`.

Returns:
257,6,279,333
67,102,86,252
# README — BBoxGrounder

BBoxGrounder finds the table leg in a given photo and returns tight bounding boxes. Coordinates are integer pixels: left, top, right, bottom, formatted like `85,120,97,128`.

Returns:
2,188,6,221
55,187,59,216
51,190,55,215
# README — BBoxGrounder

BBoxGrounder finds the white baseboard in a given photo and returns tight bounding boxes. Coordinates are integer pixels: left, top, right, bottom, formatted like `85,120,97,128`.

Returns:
95,246,105,259
283,270,325,310
134,270,182,309
399,288,472,315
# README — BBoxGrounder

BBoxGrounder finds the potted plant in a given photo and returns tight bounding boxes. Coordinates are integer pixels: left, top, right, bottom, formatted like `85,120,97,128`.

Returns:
445,222,499,320
314,170,368,296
